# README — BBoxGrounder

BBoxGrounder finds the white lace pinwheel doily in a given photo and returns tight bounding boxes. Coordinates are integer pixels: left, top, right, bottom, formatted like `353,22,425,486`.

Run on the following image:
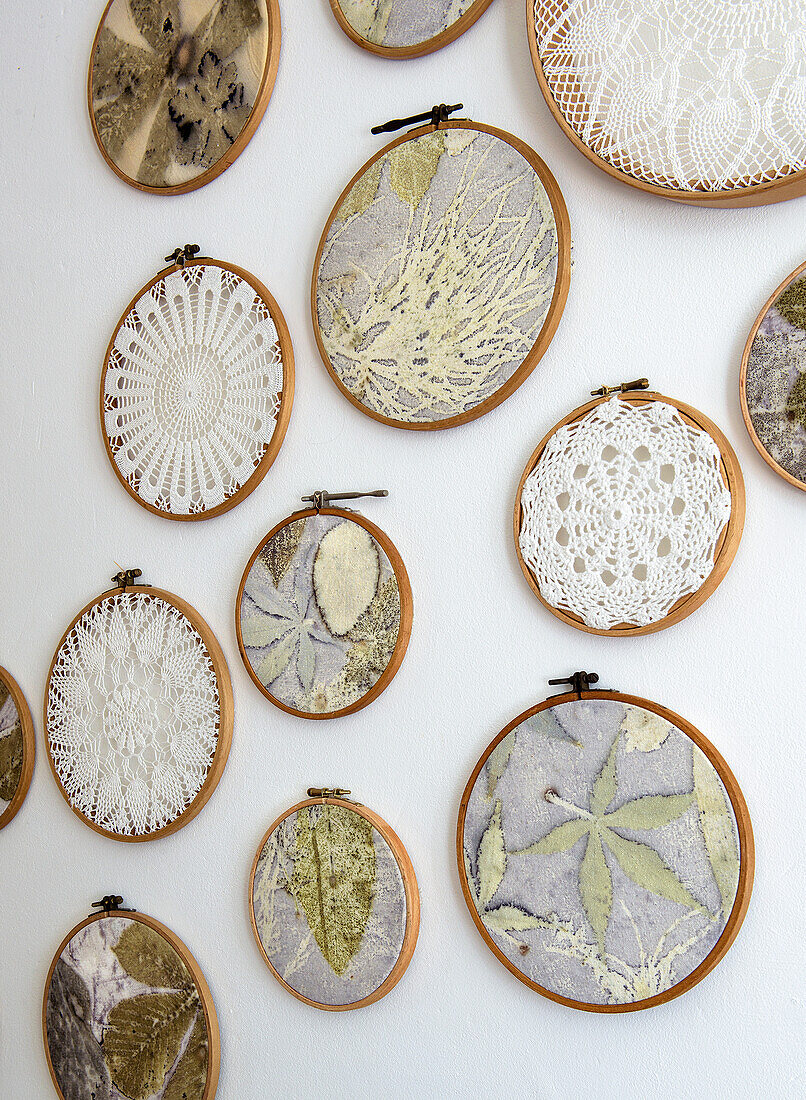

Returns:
518,397,734,630
103,262,287,517
532,0,806,195
46,592,222,837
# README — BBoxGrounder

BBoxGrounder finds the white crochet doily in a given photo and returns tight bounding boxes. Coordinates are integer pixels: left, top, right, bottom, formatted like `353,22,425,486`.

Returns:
533,0,806,193
104,262,285,516
518,397,733,630
47,592,221,836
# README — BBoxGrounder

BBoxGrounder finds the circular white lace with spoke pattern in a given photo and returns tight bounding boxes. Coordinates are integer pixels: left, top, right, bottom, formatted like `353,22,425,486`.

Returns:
104,263,284,515
519,397,733,630
47,593,220,836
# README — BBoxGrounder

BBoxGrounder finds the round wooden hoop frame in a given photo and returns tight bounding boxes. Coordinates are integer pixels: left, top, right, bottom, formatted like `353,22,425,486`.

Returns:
328,0,496,59
87,0,281,195
739,258,806,492
0,667,35,830
236,507,413,718
100,255,295,522
43,907,220,1099
311,117,571,431
249,795,420,1011
457,688,754,1013
525,0,806,207
513,391,746,636
44,584,234,842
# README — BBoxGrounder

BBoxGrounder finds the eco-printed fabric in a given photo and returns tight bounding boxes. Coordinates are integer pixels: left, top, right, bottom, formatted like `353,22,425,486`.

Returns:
240,514,402,713
335,0,475,47
315,127,559,424
252,803,408,1005
45,916,211,1100
0,674,24,817
461,699,742,1006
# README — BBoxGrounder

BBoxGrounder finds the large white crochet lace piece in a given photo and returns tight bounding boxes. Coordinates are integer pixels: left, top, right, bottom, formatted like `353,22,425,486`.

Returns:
47,593,220,835
519,398,733,630
533,0,806,192
104,263,284,515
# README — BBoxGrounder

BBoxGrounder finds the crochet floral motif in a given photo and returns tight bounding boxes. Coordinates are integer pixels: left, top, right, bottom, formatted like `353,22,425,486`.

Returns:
47,593,220,836
335,0,474,47
519,397,733,630
104,263,284,516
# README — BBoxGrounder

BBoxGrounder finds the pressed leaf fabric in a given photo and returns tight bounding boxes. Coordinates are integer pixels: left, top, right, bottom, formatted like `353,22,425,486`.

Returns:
461,699,743,1006
45,916,212,1100
0,674,24,815
315,126,560,424
334,0,475,48
252,803,408,1005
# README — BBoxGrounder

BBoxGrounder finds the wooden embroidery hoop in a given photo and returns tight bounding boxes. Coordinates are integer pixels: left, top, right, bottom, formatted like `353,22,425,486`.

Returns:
456,684,754,1013
0,667,35,830
44,581,233,842
328,0,496,59
236,504,414,719
525,0,806,207
87,0,282,195
100,252,295,522
513,389,746,636
43,904,220,1099
311,114,571,431
249,792,420,1011
739,258,806,492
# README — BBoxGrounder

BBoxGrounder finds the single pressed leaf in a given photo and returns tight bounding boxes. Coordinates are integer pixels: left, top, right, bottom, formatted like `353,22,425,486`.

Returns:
485,735,514,800
338,159,382,221
776,275,806,332
605,793,694,831
388,131,445,208
524,709,580,746
477,800,506,908
578,828,612,956
256,631,296,686
692,748,740,919
260,519,306,587
112,922,193,992
0,725,23,802
46,959,111,1100
516,817,589,856
590,732,620,816
313,521,379,636
602,828,705,913
162,1012,209,1100
104,992,199,1100
296,630,316,692
240,612,294,649
482,905,545,934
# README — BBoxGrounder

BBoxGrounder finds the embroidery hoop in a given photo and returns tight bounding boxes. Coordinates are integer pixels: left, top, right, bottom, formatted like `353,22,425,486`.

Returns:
311,114,571,431
456,683,754,1013
514,389,745,636
43,902,220,1099
0,667,35,830
248,792,420,1011
44,581,233,842
328,0,496,59
739,258,806,492
87,0,282,195
100,251,294,521
525,0,806,207
235,502,414,719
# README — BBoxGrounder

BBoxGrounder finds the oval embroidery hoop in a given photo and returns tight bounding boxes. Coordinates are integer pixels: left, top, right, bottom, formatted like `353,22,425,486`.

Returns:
527,0,806,206
249,791,420,1010
101,247,294,521
312,107,571,430
44,898,220,1100
44,573,233,841
514,385,745,636
328,0,496,59
740,258,806,492
236,492,413,719
456,676,754,1012
0,666,35,830
88,0,281,195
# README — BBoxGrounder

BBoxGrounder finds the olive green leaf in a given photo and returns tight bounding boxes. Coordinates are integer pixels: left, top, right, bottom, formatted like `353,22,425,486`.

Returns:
291,805,376,975
339,159,382,221
104,991,199,1100
485,736,514,801
202,0,262,60
46,960,111,1100
240,612,295,649
482,905,545,934
518,817,589,856
579,828,612,956
693,748,740,919
163,1013,209,1100
130,0,181,55
260,519,306,587
112,921,192,992
388,131,446,208
525,709,583,747
0,726,23,802
776,275,806,332
786,370,806,432
602,829,705,913
477,800,506,908
590,733,619,816
606,793,694,831
256,631,297,686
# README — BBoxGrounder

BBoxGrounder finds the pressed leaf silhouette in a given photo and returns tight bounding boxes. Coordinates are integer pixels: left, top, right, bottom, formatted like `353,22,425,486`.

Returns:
579,828,612,956
104,990,200,1100
601,830,704,913
162,1013,209,1100
523,817,588,855
590,733,619,815
113,921,192,991
46,959,111,1100
313,521,380,636
477,800,506,908
260,519,306,587
485,736,514,800
482,904,545,934
606,793,694,830
0,724,23,801
693,747,740,918
339,160,383,221
388,132,446,207
292,805,376,975
777,274,806,331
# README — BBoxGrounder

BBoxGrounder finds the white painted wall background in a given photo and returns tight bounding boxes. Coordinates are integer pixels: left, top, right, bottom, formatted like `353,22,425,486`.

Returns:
2,2,805,1097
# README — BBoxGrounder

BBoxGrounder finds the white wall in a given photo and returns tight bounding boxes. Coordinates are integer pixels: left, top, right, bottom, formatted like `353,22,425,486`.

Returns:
2,2,804,1097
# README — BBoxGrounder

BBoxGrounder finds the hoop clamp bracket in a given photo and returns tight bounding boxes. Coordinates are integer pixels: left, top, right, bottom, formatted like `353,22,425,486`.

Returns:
591,378,649,398
301,490,388,511
548,671,600,698
371,103,463,135
165,244,200,268
112,568,142,592
92,895,136,914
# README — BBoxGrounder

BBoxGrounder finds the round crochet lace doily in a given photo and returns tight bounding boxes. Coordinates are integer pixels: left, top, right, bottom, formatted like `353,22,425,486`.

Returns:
530,0,806,199
46,588,231,839
517,396,740,633
102,259,291,519
329,0,493,55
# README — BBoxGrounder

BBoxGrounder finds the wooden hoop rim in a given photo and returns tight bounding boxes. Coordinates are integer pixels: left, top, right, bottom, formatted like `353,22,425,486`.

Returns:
311,117,571,431
87,0,281,195
327,0,496,59
43,907,220,1098
99,255,295,522
0,667,35,830
513,391,746,636
44,585,234,842
456,688,754,1013
236,507,413,719
248,795,420,1010
525,0,806,207
739,257,806,492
